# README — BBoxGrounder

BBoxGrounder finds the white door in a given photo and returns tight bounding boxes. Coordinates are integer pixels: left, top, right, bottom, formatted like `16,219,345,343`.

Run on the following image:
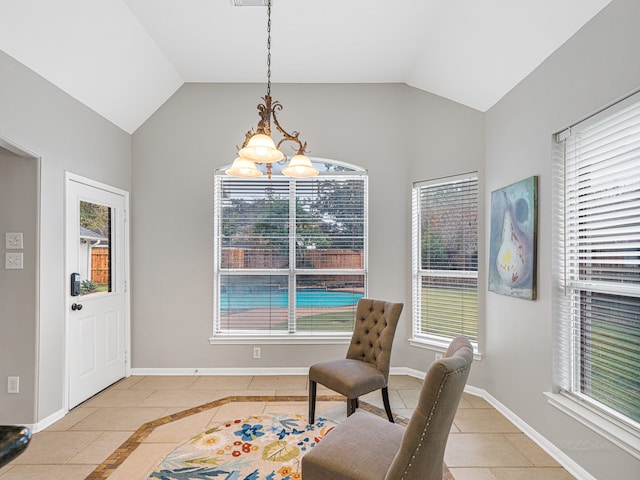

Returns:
66,175,128,409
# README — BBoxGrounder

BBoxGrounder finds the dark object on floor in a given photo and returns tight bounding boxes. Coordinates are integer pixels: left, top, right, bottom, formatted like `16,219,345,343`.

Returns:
0,425,32,467
302,335,473,480
308,298,403,424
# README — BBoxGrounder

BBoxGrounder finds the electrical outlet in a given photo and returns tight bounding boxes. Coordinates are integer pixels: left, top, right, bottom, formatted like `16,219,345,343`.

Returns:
8,376,19,394
435,353,443,361
253,347,261,359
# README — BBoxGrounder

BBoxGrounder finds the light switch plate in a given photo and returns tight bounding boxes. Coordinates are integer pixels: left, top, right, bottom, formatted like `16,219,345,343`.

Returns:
5,232,23,249
5,252,23,269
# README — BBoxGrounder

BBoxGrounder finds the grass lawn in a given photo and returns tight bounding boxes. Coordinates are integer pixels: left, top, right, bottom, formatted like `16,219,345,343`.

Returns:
420,287,478,339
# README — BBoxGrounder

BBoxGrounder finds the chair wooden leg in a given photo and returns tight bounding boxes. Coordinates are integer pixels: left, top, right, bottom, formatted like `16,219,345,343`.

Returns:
309,379,317,425
382,387,394,423
347,398,358,417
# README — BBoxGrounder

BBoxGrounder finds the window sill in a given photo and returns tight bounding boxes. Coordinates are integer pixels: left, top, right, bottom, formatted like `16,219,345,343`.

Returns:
209,334,351,345
544,391,640,460
409,337,483,361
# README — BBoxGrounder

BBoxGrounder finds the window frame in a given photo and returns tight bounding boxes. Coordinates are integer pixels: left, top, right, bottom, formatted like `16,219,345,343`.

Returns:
411,172,480,354
549,91,640,459
211,159,368,343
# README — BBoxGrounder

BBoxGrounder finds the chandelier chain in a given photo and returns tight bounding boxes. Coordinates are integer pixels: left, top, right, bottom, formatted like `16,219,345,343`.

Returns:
226,0,317,179
266,0,272,97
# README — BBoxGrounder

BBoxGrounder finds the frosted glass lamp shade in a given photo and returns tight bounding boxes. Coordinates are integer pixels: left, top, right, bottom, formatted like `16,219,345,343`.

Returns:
226,157,263,178
282,154,319,178
239,133,284,163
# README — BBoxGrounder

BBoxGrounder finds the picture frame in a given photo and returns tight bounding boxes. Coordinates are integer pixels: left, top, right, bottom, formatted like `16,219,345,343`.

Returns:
488,176,538,300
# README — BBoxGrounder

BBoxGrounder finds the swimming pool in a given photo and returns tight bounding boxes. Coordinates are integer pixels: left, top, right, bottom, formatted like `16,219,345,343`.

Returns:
220,288,363,311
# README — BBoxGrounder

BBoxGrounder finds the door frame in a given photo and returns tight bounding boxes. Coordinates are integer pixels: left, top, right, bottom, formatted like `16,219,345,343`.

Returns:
64,172,131,410
0,135,41,423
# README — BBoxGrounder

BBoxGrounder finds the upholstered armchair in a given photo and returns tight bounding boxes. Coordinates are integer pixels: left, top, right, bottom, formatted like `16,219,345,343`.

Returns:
302,335,473,480
308,298,403,424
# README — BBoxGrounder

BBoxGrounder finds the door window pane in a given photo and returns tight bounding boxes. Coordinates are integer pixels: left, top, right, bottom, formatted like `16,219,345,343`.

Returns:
79,201,112,296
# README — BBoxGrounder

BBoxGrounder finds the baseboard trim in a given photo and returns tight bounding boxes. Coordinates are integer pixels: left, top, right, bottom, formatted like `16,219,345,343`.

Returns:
32,408,66,433
130,367,311,376
391,366,424,378
131,366,418,377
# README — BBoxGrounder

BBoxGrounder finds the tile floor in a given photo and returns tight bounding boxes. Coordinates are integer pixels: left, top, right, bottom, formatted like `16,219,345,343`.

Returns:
0,375,575,480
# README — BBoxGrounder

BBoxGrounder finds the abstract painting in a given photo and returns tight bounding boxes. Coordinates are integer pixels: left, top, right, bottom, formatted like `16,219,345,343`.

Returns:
489,176,538,300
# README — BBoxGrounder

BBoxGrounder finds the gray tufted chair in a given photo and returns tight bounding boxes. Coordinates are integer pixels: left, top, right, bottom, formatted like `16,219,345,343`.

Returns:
302,335,473,480
308,298,403,424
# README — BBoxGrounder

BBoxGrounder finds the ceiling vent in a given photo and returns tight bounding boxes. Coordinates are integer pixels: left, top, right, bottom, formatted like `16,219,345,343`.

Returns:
231,0,268,6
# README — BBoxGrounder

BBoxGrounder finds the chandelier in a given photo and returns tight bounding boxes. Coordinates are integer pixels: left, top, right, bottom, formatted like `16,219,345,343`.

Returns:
226,0,318,180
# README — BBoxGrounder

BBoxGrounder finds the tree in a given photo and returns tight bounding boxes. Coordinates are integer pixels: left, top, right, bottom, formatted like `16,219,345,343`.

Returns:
302,179,365,249
80,201,110,237
420,184,477,271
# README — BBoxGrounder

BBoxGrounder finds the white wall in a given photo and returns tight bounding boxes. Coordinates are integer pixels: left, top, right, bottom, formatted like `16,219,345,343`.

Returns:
0,49,131,424
483,1,640,478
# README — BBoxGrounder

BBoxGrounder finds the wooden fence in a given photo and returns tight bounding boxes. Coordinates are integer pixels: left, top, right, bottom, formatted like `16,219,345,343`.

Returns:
91,248,110,285
222,248,363,270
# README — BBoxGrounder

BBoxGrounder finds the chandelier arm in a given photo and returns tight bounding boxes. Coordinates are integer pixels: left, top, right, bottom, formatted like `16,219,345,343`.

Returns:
240,129,255,149
256,96,272,136
271,105,307,154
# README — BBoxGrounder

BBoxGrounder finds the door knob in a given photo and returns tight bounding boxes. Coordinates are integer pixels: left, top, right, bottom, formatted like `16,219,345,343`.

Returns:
71,303,83,311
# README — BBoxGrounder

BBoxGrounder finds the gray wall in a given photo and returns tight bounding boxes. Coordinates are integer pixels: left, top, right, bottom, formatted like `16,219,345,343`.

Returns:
131,83,484,370
482,1,640,478
0,148,38,423
0,49,131,424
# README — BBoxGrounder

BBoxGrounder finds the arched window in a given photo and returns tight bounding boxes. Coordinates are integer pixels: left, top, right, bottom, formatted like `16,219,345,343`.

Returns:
213,158,368,338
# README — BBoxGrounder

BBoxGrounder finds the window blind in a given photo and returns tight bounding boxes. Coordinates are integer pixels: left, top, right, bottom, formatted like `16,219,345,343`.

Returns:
557,95,640,429
218,178,291,270
214,169,367,336
412,174,479,347
294,176,367,333
295,177,366,269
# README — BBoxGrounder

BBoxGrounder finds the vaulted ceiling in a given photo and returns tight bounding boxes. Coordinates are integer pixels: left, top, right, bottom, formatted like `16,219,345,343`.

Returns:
0,0,612,133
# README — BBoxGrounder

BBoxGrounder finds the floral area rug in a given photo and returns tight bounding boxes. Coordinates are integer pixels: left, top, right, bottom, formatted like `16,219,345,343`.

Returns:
148,414,336,480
